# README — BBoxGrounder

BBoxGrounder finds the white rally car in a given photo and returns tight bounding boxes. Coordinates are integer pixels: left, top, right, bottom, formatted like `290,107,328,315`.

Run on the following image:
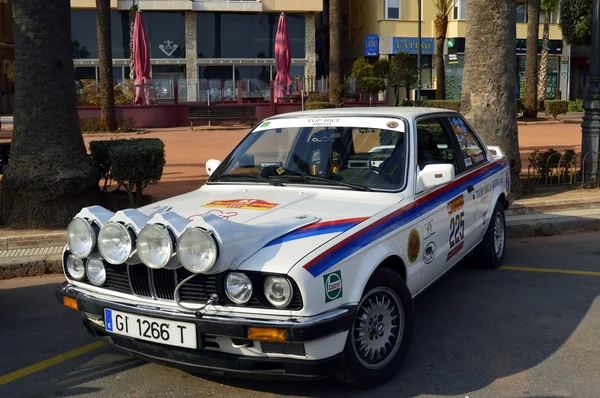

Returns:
56,107,510,388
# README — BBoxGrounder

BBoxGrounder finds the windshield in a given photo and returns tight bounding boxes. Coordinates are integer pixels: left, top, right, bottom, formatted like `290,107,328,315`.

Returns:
209,116,408,191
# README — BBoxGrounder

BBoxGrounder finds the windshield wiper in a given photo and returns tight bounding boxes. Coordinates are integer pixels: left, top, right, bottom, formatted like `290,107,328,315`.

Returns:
273,174,371,192
212,173,285,187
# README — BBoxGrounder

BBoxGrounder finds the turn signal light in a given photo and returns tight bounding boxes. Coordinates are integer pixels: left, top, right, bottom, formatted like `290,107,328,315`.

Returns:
63,296,79,311
247,327,286,342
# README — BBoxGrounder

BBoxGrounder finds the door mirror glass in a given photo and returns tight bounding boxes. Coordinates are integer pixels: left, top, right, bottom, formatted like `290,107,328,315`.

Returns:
206,159,222,177
417,164,455,191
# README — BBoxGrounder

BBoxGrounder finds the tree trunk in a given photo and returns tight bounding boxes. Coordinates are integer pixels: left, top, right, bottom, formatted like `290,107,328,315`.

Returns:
3,0,100,228
523,0,540,119
328,0,342,105
435,13,448,100
96,0,118,131
461,0,522,196
538,17,550,102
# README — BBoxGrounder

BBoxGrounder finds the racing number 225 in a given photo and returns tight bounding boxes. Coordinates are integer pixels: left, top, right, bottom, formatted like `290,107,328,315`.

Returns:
449,212,465,248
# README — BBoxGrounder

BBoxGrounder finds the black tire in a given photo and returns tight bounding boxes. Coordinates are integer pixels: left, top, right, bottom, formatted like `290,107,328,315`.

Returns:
474,201,506,268
335,267,414,388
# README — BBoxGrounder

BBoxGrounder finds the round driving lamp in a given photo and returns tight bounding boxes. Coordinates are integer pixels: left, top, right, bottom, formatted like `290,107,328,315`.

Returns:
86,258,106,286
176,228,218,274
137,224,173,269
98,222,133,265
225,272,253,305
264,276,293,308
65,254,85,280
67,218,96,258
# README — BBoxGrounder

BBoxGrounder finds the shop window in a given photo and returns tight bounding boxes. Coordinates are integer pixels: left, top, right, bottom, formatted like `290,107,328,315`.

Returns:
516,1,527,23
385,0,400,20
197,13,305,59
453,0,467,20
71,10,130,59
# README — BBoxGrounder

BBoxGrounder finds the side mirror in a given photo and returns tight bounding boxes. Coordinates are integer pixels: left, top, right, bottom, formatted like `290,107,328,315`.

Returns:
206,159,222,177
417,164,455,191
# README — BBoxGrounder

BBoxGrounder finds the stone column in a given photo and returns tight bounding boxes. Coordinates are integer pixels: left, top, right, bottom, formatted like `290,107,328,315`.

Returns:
185,11,198,102
305,13,317,92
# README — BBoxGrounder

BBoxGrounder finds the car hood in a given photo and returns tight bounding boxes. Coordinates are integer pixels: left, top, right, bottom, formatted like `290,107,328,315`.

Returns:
138,184,404,274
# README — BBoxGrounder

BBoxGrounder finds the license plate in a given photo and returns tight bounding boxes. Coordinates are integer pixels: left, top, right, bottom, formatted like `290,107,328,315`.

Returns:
104,309,197,349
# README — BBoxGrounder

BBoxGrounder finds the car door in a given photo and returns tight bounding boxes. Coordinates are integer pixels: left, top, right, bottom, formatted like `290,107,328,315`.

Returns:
413,116,473,288
444,116,493,244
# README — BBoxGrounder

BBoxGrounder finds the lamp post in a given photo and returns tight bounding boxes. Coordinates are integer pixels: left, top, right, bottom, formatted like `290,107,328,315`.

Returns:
417,0,422,101
582,0,600,183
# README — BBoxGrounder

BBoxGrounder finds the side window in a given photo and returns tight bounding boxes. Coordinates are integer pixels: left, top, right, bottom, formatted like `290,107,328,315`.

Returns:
447,116,487,168
416,118,458,174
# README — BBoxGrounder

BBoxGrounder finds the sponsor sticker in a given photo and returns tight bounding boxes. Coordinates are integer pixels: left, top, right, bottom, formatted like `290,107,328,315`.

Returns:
260,121,271,128
423,242,436,264
189,209,238,220
447,195,465,215
323,271,343,302
202,199,279,211
464,158,472,167
446,241,464,261
310,164,320,175
424,219,435,240
330,164,341,174
407,229,421,263
492,176,503,189
276,167,286,175
259,161,282,170
386,121,399,129
506,171,511,193
475,183,491,199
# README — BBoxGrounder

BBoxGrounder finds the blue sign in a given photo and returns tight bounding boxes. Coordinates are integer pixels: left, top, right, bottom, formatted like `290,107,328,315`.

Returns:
392,37,435,55
365,34,379,57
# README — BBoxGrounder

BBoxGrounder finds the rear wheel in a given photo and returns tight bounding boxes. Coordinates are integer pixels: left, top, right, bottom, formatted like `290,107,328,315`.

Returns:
336,268,414,388
474,201,506,268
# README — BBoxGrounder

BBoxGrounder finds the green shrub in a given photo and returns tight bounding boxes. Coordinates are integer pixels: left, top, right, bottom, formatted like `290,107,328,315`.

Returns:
528,148,577,182
544,100,569,119
306,92,329,103
305,102,335,110
350,57,374,80
118,116,136,132
421,100,462,112
516,98,524,114
89,138,166,206
569,99,584,112
80,116,137,133
358,77,386,97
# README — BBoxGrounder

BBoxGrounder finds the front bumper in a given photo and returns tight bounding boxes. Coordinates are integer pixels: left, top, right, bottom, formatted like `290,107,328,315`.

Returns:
56,282,356,379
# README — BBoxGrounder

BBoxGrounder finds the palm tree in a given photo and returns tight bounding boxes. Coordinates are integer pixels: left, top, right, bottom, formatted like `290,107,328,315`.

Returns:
3,0,99,227
96,0,118,131
538,0,558,102
328,0,342,105
433,0,456,100
461,0,522,195
523,0,541,119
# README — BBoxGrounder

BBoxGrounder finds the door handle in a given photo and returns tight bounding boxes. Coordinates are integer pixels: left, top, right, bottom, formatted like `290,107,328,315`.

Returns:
467,185,474,193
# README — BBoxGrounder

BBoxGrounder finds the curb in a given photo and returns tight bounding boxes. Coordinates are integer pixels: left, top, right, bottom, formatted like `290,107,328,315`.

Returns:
0,232,65,251
507,217,600,239
508,197,600,216
0,253,62,280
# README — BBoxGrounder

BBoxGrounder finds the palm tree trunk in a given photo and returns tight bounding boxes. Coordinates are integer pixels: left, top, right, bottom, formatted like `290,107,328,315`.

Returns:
3,0,99,228
435,13,448,100
538,17,550,102
461,0,522,196
328,0,342,105
523,0,540,119
96,0,118,131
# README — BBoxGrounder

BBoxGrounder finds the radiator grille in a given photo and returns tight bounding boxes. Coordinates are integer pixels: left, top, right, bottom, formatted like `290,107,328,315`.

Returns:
102,264,130,294
259,342,306,357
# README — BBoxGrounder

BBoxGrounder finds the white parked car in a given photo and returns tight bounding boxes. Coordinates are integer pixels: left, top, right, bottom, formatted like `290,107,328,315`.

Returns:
57,107,511,388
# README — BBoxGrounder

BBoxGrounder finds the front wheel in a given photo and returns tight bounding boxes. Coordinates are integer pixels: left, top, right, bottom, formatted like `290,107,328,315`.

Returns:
474,201,506,268
336,268,414,388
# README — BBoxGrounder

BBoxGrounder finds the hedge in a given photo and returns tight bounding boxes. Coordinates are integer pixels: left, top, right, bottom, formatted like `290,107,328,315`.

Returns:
544,100,569,119
420,100,462,112
90,138,166,206
305,102,335,110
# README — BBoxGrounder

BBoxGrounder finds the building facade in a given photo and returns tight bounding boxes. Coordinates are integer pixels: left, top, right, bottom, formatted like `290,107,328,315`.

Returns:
70,0,322,102
0,0,13,114
340,0,569,101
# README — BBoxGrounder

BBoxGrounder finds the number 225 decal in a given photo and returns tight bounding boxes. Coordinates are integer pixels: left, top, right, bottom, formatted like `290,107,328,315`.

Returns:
449,211,465,249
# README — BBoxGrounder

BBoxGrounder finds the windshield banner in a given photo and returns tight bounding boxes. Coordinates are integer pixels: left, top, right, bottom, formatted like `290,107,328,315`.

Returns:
254,117,405,133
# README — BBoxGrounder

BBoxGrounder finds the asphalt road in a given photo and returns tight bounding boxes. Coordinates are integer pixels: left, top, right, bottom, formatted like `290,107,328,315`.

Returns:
1,232,600,398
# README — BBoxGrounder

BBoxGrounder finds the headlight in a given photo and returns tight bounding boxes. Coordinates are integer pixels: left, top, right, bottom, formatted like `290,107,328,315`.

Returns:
264,276,293,308
65,254,85,280
137,225,173,269
86,258,106,286
225,272,253,305
177,228,218,273
98,222,133,264
67,218,96,258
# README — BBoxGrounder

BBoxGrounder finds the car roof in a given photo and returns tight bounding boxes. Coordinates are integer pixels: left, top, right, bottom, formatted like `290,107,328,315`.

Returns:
267,106,460,120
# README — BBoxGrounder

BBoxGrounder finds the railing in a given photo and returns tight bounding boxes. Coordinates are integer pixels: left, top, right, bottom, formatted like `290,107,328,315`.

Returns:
521,150,600,190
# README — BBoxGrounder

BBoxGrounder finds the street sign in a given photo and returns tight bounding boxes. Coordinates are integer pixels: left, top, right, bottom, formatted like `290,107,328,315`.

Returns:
365,34,379,57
